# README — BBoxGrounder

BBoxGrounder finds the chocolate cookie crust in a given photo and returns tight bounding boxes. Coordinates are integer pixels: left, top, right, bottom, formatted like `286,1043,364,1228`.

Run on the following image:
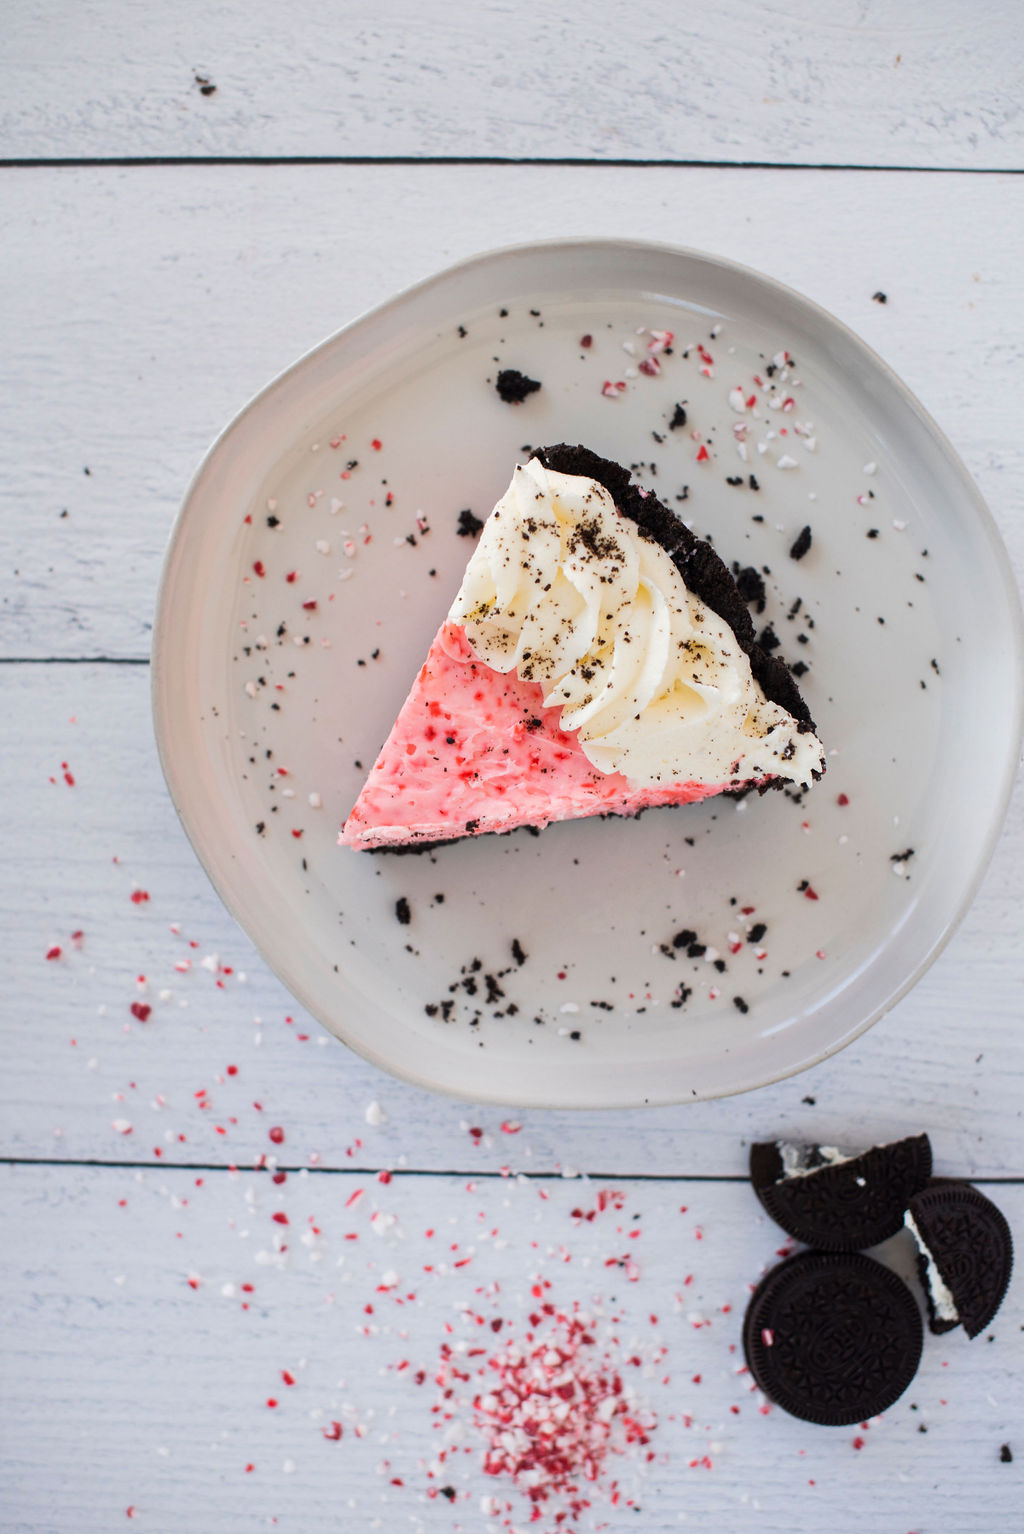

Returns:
533,443,817,736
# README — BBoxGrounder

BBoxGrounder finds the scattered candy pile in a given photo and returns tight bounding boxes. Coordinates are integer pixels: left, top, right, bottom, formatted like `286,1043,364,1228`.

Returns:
432,1294,661,1523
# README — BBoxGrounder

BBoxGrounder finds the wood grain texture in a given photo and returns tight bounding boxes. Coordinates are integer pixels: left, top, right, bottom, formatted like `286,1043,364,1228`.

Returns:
3,0,1023,167
1,163,1022,660
4,660,1021,1176
2,1163,1020,1532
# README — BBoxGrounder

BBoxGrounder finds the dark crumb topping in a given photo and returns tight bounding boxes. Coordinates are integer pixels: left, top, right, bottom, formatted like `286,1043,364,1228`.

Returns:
789,525,813,561
668,403,688,430
532,443,817,733
395,896,411,925
735,565,767,613
496,369,542,404
456,508,484,538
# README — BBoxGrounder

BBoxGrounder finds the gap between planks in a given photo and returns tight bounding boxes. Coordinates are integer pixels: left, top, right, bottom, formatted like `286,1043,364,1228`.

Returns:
1,156,1022,173
3,1156,1023,1184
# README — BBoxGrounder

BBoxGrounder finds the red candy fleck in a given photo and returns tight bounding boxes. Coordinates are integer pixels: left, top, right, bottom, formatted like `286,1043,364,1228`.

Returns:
252,561,265,578
268,1126,285,1144
804,885,820,900
580,334,592,347
696,445,710,462
130,1002,152,1023
281,1370,296,1386
130,890,150,904
371,438,383,451
46,946,62,961
271,1212,289,1226
323,1421,343,1440
837,793,849,806
285,570,298,583
266,1398,278,1409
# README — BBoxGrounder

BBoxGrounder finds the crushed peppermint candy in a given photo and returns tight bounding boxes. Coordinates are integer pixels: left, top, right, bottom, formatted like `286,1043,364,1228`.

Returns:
433,1297,659,1523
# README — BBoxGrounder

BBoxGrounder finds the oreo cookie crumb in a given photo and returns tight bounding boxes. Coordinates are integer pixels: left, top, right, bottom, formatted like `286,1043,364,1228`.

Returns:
456,508,484,538
496,369,542,404
672,928,697,949
395,897,411,925
790,525,813,561
1000,1445,1014,1463
733,996,749,1014
735,566,767,613
748,922,767,944
872,291,888,304
668,403,688,430
511,937,527,966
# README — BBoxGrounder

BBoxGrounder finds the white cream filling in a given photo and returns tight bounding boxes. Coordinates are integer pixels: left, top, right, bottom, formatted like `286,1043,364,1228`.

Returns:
777,1142,860,1179
905,1211,959,1322
449,459,825,789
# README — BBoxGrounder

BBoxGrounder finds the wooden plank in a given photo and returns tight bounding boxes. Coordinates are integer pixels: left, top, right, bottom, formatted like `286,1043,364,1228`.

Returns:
2,1163,1020,1532
4,660,1022,1176
1,163,1022,660
3,0,1022,167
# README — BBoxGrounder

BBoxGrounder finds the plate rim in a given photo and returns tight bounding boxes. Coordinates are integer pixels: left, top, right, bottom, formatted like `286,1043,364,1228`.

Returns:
151,235,1024,1108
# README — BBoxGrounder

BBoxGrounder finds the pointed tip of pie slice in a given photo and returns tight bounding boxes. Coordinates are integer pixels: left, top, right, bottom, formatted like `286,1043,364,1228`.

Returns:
340,621,745,850
906,1182,1013,1339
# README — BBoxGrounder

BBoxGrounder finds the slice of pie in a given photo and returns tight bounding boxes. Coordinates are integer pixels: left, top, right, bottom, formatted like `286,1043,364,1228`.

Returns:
340,444,824,850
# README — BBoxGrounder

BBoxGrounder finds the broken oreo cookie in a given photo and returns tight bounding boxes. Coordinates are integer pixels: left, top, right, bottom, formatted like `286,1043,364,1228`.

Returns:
749,1134,932,1251
743,1251,923,1425
905,1181,1013,1339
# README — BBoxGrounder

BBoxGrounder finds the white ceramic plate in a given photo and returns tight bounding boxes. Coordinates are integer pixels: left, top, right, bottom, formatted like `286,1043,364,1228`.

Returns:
153,239,1023,1107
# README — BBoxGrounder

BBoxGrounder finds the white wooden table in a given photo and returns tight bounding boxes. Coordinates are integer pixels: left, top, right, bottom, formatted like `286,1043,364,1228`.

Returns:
3,4,1022,1529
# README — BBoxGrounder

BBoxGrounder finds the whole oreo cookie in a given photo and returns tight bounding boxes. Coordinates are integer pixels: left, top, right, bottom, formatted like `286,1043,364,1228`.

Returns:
749,1134,932,1250
743,1251,923,1425
905,1182,1013,1339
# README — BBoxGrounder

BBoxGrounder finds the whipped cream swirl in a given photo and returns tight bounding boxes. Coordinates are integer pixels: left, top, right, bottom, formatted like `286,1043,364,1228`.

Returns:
449,459,824,788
